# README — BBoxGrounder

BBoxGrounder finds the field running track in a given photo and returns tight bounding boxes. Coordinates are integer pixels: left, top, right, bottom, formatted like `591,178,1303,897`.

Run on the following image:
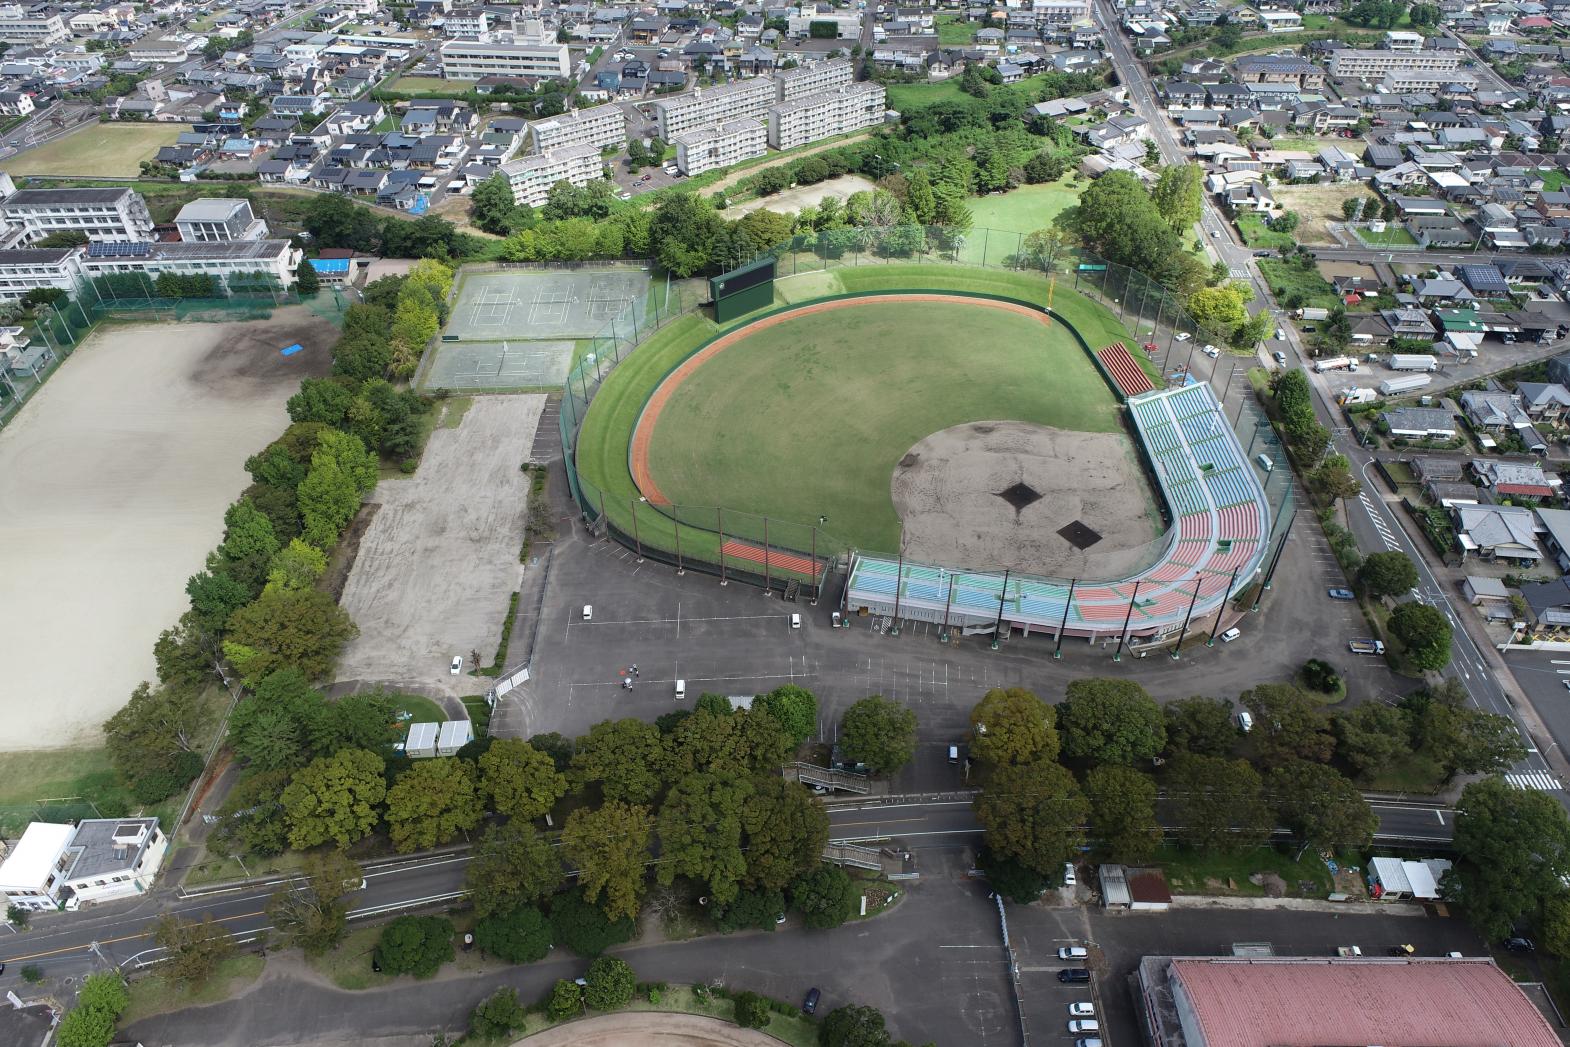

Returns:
629,294,1056,508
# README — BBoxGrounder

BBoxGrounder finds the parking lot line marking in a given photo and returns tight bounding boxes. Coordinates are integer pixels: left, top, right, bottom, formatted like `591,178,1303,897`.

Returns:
939,944,994,949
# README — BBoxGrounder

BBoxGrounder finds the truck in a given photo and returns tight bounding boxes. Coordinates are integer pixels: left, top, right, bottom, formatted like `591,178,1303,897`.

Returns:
1379,374,1432,396
1299,307,1330,322
1389,353,1439,372
1315,356,1358,373
1349,639,1386,655
1339,387,1377,405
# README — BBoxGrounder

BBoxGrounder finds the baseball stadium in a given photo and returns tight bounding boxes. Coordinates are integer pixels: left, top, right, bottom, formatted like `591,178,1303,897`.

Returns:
560,226,1289,650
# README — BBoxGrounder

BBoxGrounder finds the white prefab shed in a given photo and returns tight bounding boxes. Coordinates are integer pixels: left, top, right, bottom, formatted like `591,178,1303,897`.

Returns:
437,720,474,756
406,721,439,758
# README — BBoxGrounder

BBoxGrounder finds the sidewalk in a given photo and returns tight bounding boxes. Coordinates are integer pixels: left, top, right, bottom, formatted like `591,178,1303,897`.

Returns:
1169,895,1428,917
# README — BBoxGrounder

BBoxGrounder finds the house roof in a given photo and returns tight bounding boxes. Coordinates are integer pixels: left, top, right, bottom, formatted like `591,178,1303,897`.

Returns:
1456,503,1539,550
1165,957,1561,1047
0,822,74,889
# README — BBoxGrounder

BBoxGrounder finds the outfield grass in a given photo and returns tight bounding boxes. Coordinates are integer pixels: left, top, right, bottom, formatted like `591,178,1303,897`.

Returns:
965,181,1080,236
643,298,1117,551
9,124,184,177
575,265,1134,567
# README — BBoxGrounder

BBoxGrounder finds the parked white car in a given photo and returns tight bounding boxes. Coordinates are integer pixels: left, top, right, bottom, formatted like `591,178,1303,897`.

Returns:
1202,344,1220,358
1068,1003,1096,1017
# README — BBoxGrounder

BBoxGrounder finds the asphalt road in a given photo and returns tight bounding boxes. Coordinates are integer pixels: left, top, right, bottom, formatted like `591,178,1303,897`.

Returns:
1094,0,1563,799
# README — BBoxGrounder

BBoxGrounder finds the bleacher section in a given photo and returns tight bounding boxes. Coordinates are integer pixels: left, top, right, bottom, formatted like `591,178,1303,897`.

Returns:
843,381,1271,641
1095,342,1155,398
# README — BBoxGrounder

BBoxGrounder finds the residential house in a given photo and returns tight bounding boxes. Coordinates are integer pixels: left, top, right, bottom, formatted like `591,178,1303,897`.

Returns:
1519,383,1570,421
1453,503,1541,562
1520,576,1570,632
1382,406,1457,440
1462,575,1514,620
1537,508,1570,573
1473,457,1558,497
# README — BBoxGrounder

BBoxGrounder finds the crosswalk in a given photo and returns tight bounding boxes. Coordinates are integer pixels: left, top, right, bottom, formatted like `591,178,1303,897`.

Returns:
1506,770,1564,792
1229,266,1250,280
1358,493,1402,551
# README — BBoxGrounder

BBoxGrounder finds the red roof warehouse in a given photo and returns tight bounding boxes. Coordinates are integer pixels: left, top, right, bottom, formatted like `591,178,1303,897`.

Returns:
1138,956,1559,1047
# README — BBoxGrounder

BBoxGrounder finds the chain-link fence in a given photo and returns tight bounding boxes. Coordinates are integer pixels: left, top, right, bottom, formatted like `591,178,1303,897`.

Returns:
559,226,1294,599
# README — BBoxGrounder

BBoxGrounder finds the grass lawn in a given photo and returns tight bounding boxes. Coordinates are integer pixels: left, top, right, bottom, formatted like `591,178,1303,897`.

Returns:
935,13,978,43
1160,845,1335,898
9,124,184,177
121,955,266,1024
576,266,1132,568
1364,751,1446,793
394,693,447,724
1258,257,1341,310
388,76,472,96
309,924,396,991
183,846,309,888
1300,13,1331,28
1236,213,1296,250
884,72,1050,113
966,179,1080,237
643,297,1118,552
1353,225,1419,247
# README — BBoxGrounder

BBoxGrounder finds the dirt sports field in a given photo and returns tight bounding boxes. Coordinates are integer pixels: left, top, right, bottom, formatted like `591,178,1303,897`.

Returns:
636,295,1128,554
509,1013,784,1046
0,309,335,749
335,394,544,697
892,421,1163,576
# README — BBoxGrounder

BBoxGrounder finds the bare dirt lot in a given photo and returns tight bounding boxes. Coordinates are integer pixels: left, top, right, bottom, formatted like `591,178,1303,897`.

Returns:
890,421,1164,577
335,394,544,698
1270,183,1370,244
510,1013,783,1047
0,309,335,748
724,174,876,218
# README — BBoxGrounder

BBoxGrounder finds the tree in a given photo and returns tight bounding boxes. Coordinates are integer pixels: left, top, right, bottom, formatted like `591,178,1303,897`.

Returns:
979,848,1049,903
1057,679,1166,766
211,768,291,858
734,990,772,1029
223,587,357,684
1151,163,1204,231
528,731,574,771
295,258,320,296
314,689,399,755
662,708,791,780
548,978,585,1020
1407,685,1526,779
467,821,564,917
974,759,1088,874
570,718,667,804
227,669,327,771
756,684,818,745
1185,284,1249,342
1166,754,1271,853
280,747,387,849
1239,683,1334,767
267,850,362,955
297,448,366,549
385,757,485,853
1450,776,1570,940
469,986,529,1041
657,772,751,904
1333,702,1412,780
969,688,1058,766
1266,760,1377,849
1541,893,1570,959
375,915,455,978
1085,765,1161,863
1060,170,1182,286
649,193,727,276
471,173,524,236
1266,210,1301,234
561,800,654,921
102,680,212,800
742,777,830,890
57,1007,116,1047
839,696,918,775
154,914,236,987
265,538,328,594
714,887,786,932
1163,697,1238,757
479,738,568,821
584,956,636,1010
1358,551,1419,599
819,1004,891,1047
473,905,553,964
1307,454,1361,506
1389,601,1453,670
790,865,857,929
550,891,636,956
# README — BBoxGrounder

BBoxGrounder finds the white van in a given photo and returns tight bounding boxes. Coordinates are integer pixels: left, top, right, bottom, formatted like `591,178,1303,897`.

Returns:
674,679,686,700
1255,454,1273,473
790,613,801,629
582,604,593,621
1219,627,1242,643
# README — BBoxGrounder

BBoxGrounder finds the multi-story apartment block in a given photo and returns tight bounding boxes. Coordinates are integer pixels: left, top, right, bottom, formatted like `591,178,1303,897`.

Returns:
0,188,155,244
674,118,767,176
1258,9,1303,31
443,8,490,37
651,77,776,140
786,10,861,38
531,101,627,153
439,39,571,80
0,7,67,45
767,81,885,150
1384,30,1425,51
501,143,604,208
0,819,167,913
1379,68,1478,92
1031,0,1092,25
0,247,80,300
174,199,268,243
775,59,853,103
1328,48,1462,78
1234,55,1326,91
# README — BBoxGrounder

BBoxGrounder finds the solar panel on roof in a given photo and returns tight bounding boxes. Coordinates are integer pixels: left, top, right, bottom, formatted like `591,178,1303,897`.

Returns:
87,242,153,258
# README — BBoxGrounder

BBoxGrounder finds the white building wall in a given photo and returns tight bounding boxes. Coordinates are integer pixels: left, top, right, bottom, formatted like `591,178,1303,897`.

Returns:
775,59,853,103
1329,48,1462,77
766,81,885,150
674,118,767,176
652,77,776,140
439,39,571,79
501,143,604,207
531,101,627,152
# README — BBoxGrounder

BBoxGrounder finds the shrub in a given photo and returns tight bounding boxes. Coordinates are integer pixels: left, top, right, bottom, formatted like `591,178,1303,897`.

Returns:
734,990,771,1029
550,892,635,957
789,866,856,929
474,905,553,964
373,915,455,978
583,956,636,1010
547,978,584,1021
21,964,44,983
468,987,528,1041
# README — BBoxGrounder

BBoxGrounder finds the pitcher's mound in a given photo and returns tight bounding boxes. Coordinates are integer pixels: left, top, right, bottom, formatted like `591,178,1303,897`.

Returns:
891,421,1164,578
513,1012,784,1046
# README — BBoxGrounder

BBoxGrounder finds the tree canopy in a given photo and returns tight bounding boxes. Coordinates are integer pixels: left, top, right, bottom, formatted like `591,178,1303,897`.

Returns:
969,688,1059,766
839,696,919,775
1057,679,1166,766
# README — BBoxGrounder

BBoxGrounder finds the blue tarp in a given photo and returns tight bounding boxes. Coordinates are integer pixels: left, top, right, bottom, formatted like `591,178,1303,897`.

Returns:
281,343,303,356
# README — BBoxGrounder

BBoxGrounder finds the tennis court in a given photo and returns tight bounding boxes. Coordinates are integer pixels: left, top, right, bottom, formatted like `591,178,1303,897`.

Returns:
422,338,576,390
445,269,652,341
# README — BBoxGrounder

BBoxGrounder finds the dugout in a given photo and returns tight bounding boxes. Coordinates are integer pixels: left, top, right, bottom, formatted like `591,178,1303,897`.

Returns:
709,256,776,322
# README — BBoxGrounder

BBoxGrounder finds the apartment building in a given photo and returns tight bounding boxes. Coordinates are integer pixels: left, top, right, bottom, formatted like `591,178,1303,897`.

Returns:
0,7,67,45
674,118,767,176
767,81,885,150
501,142,603,208
443,8,490,37
1032,0,1092,24
1259,9,1303,31
786,10,861,37
0,247,80,300
78,240,304,290
0,188,155,244
439,39,571,80
775,59,854,103
1234,55,1326,91
1329,48,1462,78
651,77,776,140
531,101,627,153
1384,30,1424,51
174,199,268,243
1380,68,1478,92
